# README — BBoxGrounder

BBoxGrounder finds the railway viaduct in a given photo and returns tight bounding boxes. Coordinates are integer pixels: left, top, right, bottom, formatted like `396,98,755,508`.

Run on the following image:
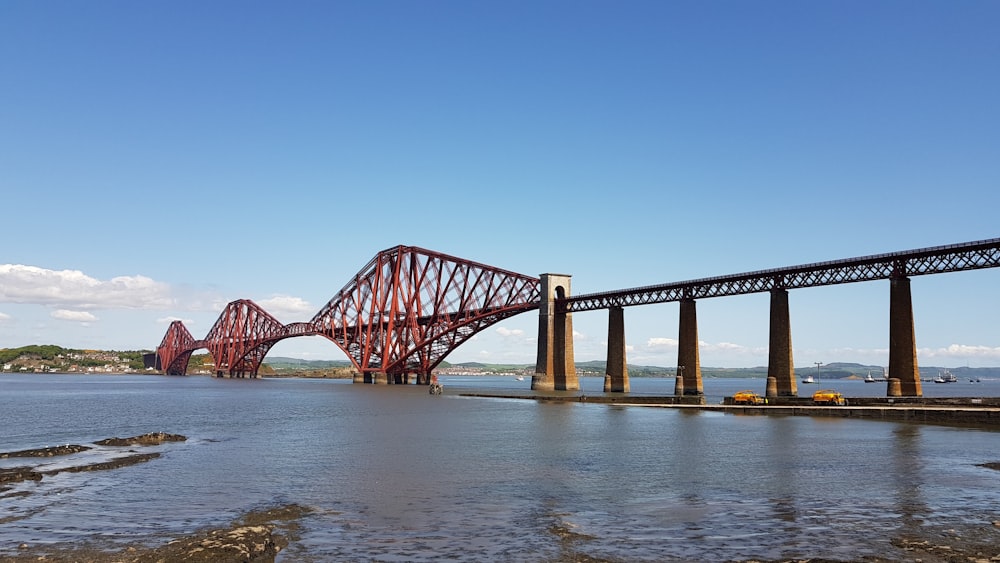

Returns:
156,238,1000,399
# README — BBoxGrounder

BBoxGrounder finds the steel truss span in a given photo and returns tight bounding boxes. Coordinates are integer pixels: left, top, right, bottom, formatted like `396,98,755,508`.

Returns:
565,237,1000,312
156,246,540,378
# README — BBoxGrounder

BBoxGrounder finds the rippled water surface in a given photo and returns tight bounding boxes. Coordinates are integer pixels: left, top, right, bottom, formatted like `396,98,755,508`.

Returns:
2,373,1000,561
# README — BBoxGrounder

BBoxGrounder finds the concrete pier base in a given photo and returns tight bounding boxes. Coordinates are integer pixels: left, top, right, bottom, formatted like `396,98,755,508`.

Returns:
889,276,922,397
604,306,630,393
887,378,902,397
677,299,703,395
767,289,797,397
531,274,579,391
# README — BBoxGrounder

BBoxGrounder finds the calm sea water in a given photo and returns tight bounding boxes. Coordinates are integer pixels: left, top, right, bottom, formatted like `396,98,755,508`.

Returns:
2,373,1000,561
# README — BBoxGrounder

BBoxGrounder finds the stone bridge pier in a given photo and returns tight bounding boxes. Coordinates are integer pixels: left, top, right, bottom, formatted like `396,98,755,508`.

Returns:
767,288,797,398
888,275,922,397
531,274,579,391
604,306,630,392
533,270,926,399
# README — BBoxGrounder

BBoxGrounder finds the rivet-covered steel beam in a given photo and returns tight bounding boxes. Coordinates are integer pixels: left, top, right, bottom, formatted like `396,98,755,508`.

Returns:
563,237,1000,312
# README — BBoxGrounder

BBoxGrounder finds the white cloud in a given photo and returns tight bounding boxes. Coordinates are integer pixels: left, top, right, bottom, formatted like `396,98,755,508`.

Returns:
644,337,678,351
0,264,174,310
157,315,194,325
700,341,766,355
632,337,769,365
920,344,1000,361
256,295,314,318
0,312,10,321
51,309,98,322
496,327,524,337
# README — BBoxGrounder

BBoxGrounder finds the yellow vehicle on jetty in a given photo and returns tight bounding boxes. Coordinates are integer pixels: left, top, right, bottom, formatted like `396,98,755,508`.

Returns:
812,389,848,406
733,390,767,405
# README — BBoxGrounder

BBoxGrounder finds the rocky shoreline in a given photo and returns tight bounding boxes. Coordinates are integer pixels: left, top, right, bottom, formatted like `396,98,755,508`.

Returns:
0,504,309,563
4,516,1000,563
0,433,186,494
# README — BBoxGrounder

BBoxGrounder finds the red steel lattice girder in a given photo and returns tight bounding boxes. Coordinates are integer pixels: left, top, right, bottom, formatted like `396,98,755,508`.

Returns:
156,238,1000,377
157,320,199,375
309,245,541,377
203,299,285,377
154,246,541,377
156,238,999,377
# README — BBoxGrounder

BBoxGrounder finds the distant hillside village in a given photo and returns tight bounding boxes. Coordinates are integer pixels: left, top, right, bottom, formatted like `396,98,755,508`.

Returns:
3,345,999,380
0,345,149,374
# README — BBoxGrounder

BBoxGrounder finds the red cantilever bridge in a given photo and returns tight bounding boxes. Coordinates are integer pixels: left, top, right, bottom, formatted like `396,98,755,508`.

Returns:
158,238,1000,397
156,246,541,382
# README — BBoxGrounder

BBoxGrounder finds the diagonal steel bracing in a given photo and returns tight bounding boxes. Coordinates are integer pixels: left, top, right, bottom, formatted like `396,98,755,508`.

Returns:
156,246,540,378
156,238,999,378
310,245,540,379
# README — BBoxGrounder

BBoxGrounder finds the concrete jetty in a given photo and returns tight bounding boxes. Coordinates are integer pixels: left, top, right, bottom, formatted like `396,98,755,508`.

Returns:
459,392,1000,427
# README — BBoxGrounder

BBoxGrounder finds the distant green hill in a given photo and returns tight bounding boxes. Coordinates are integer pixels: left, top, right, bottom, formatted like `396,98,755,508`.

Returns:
226,357,1000,379
6,345,1000,380
263,357,353,370
0,345,150,371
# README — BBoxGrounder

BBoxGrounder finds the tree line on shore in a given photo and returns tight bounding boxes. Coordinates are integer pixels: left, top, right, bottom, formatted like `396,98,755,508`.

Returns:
4,345,998,380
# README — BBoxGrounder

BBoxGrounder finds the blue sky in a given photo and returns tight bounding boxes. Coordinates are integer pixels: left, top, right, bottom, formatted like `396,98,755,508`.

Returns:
2,1,998,369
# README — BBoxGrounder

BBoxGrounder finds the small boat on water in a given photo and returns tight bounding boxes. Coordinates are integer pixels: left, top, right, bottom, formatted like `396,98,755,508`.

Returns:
933,370,958,383
864,370,876,383
515,375,524,381
801,375,816,384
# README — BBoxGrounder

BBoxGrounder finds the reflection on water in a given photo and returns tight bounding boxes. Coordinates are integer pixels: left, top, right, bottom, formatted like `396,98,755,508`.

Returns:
1,374,1000,561
891,424,928,536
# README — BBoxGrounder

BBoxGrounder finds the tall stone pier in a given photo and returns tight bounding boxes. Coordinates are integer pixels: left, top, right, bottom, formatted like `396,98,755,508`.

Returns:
531,274,579,391
676,298,703,395
767,288,797,397
604,306,630,392
888,275,922,397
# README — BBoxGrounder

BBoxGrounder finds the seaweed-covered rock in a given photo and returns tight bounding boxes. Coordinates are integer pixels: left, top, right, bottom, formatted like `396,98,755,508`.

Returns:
93,432,187,446
0,466,42,486
131,524,279,562
0,444,92,458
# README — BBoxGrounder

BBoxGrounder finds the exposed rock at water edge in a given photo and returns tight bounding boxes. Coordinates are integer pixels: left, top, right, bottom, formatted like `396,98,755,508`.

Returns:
93,432,187,446
0,444,92,458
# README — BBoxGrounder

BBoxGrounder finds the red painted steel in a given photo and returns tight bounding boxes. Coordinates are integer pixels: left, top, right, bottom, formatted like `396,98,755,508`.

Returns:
157,320,199,375
310,245,542,381
154,246,541,379
157,238,1000,379
204,299,285,377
